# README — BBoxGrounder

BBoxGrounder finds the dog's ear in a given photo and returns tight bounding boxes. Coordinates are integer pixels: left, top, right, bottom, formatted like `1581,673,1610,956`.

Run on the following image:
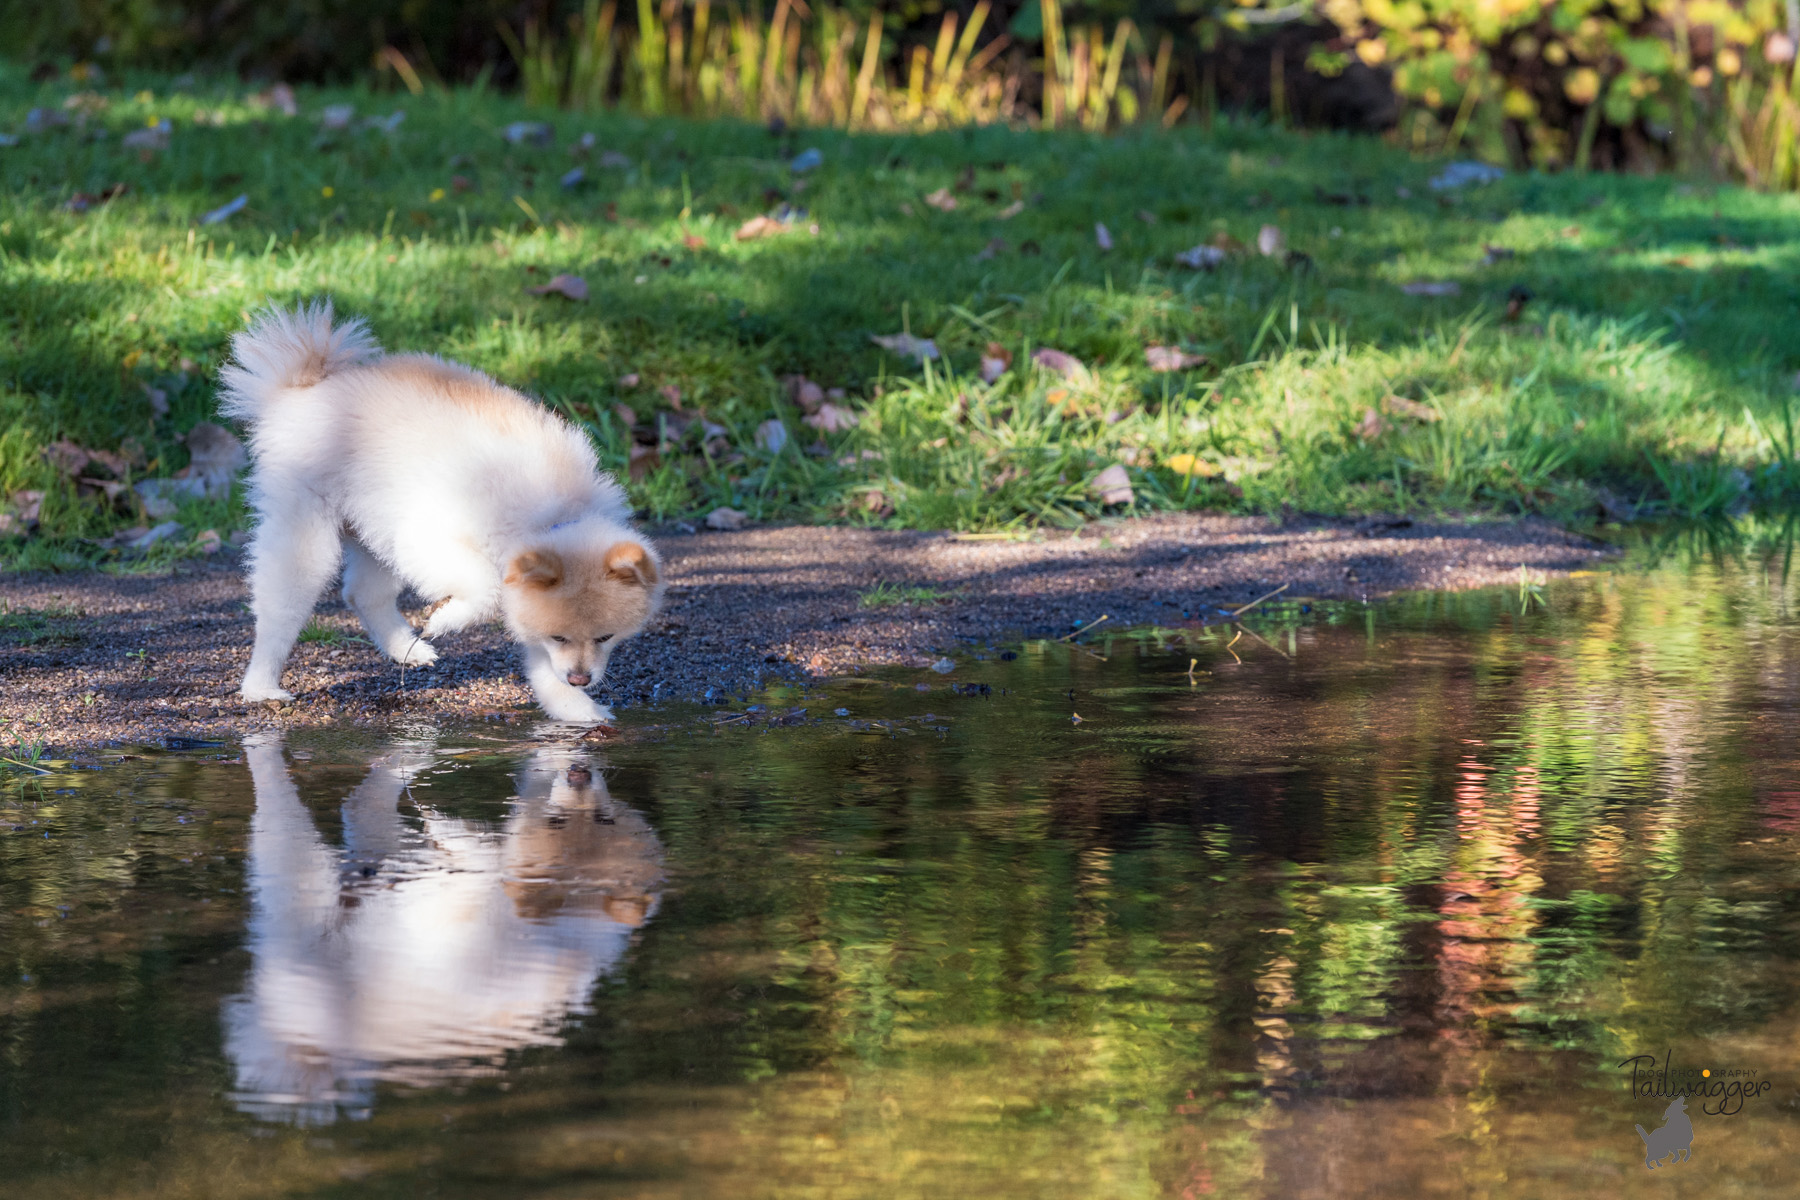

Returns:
505,548,564,589
603,541,658,587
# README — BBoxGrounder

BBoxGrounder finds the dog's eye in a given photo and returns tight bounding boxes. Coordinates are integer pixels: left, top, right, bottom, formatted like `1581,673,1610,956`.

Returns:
594,634,613,645
550,635,568,644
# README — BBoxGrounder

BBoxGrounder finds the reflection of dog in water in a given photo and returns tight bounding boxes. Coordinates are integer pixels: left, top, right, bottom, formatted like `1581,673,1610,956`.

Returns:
1636,1095,1693,1168
223,734,663,1124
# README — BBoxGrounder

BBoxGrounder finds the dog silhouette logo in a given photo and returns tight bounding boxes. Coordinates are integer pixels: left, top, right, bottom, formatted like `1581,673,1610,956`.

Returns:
1636,1095,1694,1169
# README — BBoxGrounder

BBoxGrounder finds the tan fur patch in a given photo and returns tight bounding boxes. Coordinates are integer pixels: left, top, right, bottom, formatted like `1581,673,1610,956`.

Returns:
603,541,658,587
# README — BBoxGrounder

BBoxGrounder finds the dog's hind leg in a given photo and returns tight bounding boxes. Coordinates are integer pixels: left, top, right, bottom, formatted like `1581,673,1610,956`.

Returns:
342,538,437,667
240,505,343,702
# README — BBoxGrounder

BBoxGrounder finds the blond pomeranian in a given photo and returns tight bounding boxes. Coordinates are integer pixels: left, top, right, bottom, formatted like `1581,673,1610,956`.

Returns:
221,302,661,722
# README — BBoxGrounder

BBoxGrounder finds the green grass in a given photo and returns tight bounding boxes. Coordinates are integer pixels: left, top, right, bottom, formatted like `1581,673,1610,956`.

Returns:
3,65,1800,571
858,581,960,608
0,601,82,645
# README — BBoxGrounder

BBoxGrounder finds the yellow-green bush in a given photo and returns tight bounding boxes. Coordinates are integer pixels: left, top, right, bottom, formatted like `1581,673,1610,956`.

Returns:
1250,0,1800,185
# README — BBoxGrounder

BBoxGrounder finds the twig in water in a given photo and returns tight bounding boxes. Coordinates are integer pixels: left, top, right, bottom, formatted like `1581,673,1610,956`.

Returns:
1058,614,1112,642
1186,657,1199,685
0,755,51,775
1232,621,1290,660
1229,582,1290,618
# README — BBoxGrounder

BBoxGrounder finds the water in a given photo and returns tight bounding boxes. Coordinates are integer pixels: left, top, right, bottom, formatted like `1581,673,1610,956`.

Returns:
5,542,1800,1196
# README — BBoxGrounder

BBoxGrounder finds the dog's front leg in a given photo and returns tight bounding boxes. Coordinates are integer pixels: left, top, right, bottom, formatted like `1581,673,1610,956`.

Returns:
522,642,612,724
422,594,492,639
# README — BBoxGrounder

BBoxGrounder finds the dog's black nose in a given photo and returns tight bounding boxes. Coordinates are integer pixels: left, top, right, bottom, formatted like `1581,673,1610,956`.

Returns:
566,671,592,687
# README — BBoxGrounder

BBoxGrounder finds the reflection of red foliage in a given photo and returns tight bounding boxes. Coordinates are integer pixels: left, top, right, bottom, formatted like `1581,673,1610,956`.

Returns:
1760,791,1800,832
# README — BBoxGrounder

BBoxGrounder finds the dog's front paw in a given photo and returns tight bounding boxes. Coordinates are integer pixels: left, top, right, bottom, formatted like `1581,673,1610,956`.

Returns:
423,597,481,638
240,683,295,704
386,637,439,667
538,694,610,724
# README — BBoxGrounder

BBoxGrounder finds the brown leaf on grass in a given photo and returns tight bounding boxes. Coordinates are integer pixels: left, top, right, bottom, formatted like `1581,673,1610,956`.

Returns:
526,273,588,300
803,402,859,433
1095,223,1113,251
1399,280,1460,296
924,187,958,212
628,443,661,480
705,506,748,530
979,342,1012,384
1380,394,1440,422
995,199,1025,219
43,440,132,479
859,490,894,517
782,375,825,413
1031,348,1084,379
618,373,640,389
1355,408,1391,441
870,333,940,362
612,402,637,426
658,383,683,410
734,215,792,241
682,232,705,250
1091,464,1135,506
1145,346,1207,372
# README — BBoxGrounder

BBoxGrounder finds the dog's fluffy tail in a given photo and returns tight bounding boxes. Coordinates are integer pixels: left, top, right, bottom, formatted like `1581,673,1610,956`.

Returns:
218,301,379,423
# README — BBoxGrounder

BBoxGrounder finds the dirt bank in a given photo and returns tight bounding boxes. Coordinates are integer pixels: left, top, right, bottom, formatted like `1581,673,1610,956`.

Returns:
1,513,1615,752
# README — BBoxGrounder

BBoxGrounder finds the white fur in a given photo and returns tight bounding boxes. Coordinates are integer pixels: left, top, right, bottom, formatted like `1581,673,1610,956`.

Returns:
225,302,654,720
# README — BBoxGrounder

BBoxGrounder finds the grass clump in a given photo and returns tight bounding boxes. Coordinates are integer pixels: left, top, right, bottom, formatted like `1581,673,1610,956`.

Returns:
3,65,1800,572
858,582,959,608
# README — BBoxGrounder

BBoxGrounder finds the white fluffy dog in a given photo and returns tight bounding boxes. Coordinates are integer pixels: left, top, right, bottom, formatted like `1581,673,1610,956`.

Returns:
222,303,662,722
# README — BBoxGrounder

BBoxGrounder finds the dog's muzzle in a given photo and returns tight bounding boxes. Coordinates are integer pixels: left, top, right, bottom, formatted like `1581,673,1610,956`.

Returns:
566,671,592,687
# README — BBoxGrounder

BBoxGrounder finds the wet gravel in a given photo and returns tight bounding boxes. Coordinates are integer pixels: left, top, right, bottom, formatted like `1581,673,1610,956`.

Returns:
2,513,1616,752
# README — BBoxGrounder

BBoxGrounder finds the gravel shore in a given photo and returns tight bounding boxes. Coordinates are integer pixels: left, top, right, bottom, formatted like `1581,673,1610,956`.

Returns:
2,513,1615,752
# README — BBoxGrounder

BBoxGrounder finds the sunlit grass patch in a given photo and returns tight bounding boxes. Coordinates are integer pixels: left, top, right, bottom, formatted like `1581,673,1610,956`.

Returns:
3,63,1799,570
858,582,960,608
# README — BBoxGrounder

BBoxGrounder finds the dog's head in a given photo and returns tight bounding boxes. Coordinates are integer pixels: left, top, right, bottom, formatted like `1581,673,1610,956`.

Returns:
500,537,662,688
1665,1095,1687,1119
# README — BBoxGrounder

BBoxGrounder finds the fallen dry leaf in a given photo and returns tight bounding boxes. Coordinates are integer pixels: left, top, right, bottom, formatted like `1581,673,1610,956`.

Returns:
705,506,749,530
1380,395,1440,422
658,383,682,410
527,273,588,300
122,120,171,152
782,375,825,412
1091,464,1135,506
1257,224,1286,258
1175,245,1226,270
755,419,789,454
1399,280,1460,296
628,443,661,480
682,232,705,249
979,342,1012,384
870,333,940,362
734,215,791,241
1163,453,1220,478
1355,408,1391,440
803,403,859,433
1031,348,1084,379
1095,223,1113,251
1145,345,1207,372
618,373,640,389
996,199,1025,219
924,187,958,212
199,194,248,225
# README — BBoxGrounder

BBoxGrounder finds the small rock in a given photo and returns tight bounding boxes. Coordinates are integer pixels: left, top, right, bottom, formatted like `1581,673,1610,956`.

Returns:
705,507,749,531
